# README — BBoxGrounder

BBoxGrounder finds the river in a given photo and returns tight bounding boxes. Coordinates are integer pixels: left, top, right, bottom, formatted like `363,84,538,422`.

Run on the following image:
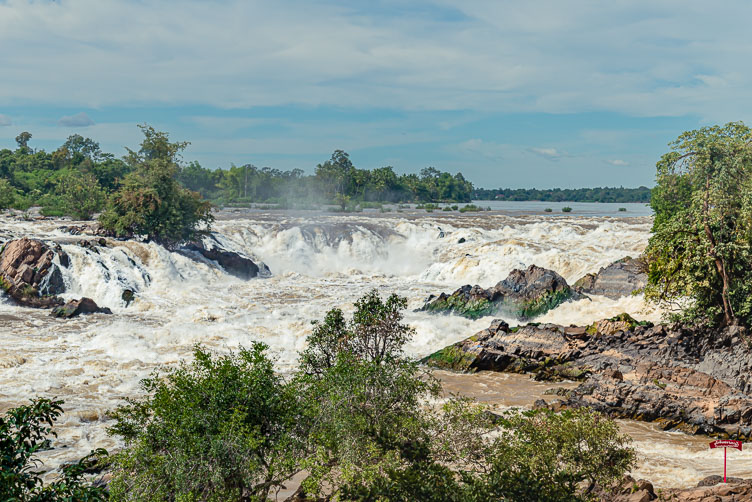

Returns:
1,202,750,488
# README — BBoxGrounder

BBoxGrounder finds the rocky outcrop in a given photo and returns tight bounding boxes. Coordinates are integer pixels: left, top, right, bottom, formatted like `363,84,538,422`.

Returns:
419,265,579,320
51,298,112,318
180,234,270,280
599,475,752,501
0,238,67,308
425,315,752,440
574,256,647,299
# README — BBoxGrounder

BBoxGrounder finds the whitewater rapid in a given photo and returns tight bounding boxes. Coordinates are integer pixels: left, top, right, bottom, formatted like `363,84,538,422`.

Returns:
2,206,747,487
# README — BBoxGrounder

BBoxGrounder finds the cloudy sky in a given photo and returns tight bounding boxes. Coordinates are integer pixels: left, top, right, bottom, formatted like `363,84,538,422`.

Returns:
1,0,750,188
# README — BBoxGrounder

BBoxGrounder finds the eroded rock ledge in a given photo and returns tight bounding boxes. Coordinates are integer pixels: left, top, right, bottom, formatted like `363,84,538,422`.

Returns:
425,315,752,440
419,264,580,320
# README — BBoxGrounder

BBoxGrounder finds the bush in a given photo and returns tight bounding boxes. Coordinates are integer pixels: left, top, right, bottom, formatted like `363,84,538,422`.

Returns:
618,207,627,212
0,398,107,501
562,206,572,212
108,343,307,501
544,207,553,212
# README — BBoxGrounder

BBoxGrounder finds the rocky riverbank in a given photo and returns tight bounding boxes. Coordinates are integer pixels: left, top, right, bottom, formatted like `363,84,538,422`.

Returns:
425,315,752,440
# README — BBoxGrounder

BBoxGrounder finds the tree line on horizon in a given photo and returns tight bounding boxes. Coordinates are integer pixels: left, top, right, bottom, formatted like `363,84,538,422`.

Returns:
473,186,652,203
0,129,652,219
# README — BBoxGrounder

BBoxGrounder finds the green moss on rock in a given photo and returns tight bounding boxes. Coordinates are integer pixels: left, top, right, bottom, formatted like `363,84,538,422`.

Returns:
422,345,477,372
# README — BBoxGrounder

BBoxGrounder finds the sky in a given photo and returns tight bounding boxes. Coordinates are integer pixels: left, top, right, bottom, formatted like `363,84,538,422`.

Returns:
1,0,751,189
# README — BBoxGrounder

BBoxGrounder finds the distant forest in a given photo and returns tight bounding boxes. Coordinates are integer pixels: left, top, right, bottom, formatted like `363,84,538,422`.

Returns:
0,132,474,216
473,186,652,203
1,131,652,218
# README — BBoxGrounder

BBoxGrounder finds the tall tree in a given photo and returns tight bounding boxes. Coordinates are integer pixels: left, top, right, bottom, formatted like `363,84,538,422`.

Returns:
99,125,213,248
645,122,752,327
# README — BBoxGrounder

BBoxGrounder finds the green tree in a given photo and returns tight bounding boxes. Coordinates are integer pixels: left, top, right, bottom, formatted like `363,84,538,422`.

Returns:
99,125,214,248
0,398,107,501
56,169,106,220
108,343,308,502
0,178,17,210
299,290,634,501
15,131,32,152
645,122,752,327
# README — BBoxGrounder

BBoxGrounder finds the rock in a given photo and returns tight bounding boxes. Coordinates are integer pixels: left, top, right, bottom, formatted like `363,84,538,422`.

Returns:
458,237,466,244
0,238,66,308
122,289,135,307
419,265,579,320
574,256,647,299
425,315,752,441
180,234,267,280
51,298,112,318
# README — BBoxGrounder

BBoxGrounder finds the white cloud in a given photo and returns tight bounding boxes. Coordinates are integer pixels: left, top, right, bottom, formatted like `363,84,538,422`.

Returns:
530,147,563,160
606,159,629,166
0,0,751,121
58,112,94,127
0,114,11,126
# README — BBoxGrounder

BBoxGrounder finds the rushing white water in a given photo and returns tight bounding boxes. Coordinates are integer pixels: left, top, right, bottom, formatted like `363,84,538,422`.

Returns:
3,206,736,488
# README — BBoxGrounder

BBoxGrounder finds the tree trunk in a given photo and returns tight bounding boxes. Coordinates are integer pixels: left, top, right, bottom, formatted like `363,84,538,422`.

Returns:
703,175,735,326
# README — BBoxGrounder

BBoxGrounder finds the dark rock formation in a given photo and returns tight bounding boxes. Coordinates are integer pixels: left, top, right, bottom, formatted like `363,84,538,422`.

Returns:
180,234,269,279
419,265,579,320
0,238,66,308
425,315,752,440
574,256,647,299
598,475,752,501
51,298,112,318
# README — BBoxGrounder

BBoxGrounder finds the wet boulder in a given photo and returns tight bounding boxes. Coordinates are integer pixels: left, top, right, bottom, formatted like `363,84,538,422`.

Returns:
419,265,579,320
574,256,647,299
180,234,269,280
51,298,112,318
0,238,67,308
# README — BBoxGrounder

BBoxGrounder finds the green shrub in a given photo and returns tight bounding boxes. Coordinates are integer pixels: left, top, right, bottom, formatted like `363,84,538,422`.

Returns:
618,207,627,212
0,398,107,501
108,343,307,501
544,207,553,212
562,206,572,213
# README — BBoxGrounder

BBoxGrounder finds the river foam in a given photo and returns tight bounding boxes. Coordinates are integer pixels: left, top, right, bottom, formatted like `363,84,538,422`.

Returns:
3,208,712,487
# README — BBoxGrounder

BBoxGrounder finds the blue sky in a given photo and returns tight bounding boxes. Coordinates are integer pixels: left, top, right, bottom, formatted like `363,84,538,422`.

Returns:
1,0,750,188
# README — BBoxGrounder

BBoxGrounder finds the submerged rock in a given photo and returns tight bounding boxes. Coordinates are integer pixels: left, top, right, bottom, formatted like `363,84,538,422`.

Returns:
574,256,647,299
419,265,579,320
180,234,269,280
51,298,112,318
425,315,752,440
0,238,67,308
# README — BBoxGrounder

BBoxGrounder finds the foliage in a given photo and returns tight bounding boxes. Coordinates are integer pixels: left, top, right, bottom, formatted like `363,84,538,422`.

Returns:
55,169,106,220
644,122,752,327
463,408,635,501
108,343,307,502
475,186,652,203
298,291,634,501
298,291,474,499
0,397,108,501
98,125,214,248
0,178,17,210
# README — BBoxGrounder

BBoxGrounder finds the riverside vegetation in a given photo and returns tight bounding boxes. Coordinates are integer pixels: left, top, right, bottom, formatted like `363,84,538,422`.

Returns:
3,291,635,501
4,122,752,500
